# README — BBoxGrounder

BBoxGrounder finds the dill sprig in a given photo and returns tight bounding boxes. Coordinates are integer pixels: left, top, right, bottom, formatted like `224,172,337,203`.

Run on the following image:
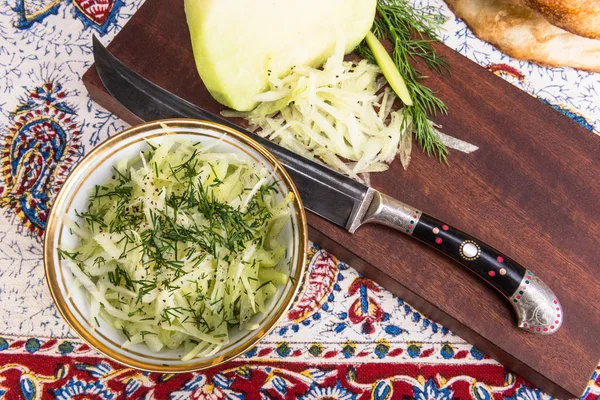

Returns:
357,0,450,160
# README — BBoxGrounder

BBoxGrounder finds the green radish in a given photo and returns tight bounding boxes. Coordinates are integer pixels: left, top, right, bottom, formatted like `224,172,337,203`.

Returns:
259,269,289,286
184,0,377,111
365,32,413,106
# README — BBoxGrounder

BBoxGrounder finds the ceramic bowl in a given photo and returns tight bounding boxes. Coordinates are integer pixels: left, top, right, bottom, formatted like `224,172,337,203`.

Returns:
44,119,307,372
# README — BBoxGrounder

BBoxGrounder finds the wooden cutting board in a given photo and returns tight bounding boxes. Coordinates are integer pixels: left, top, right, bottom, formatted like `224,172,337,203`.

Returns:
82,0,600,397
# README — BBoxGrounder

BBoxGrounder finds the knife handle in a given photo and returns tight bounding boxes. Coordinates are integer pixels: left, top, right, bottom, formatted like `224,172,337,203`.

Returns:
360,190,563,334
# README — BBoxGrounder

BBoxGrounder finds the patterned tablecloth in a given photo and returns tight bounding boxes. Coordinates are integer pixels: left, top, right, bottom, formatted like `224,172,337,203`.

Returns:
0,1,598,399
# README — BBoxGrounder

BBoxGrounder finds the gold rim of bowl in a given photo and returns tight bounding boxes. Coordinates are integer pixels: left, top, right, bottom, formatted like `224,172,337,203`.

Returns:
44,118,308,373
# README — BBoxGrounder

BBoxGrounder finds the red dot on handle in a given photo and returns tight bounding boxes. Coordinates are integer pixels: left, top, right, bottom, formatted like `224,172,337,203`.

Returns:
442,225,449,231
536,328,540,331
435,238,442,244
553,300,558,304
529,327,534,330
557,314,560,318
555,320,559,324
523,323,527,327
516,295,521,299
488,271,496,277
556,307,560,311
413,215,417,219
408,225,412,229
550,325,555,329
543,328,548,332
497,256,504,263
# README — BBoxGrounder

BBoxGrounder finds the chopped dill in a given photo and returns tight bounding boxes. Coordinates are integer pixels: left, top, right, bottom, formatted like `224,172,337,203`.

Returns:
57,139,293,359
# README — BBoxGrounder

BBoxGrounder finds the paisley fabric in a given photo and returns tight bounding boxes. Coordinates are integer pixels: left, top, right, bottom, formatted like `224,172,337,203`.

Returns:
0,1,598,399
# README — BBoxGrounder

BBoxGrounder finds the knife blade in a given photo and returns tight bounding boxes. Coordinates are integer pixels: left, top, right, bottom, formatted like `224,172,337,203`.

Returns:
91,36,563,334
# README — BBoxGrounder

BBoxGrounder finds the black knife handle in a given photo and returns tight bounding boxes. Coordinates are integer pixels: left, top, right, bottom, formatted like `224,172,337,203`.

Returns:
360,190,563,334
413,213,525,297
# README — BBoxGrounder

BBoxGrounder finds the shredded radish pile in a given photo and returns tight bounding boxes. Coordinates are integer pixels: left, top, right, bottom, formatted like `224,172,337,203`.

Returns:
59,138,292,361
223,43,412,180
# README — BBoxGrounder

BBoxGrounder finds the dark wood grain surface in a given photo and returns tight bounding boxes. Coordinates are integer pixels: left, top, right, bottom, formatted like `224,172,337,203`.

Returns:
82,0,600,397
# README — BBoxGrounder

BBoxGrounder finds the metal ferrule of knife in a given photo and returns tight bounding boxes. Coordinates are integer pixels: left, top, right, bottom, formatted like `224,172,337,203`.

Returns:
92,36,563,335
347,188,563,334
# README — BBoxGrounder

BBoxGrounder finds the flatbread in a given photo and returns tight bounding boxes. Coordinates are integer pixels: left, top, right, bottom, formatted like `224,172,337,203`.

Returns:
444,0,600,72
507,0,600,39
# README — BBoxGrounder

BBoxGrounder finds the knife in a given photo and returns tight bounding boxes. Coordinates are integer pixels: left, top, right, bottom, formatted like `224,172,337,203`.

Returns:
91,36,563,335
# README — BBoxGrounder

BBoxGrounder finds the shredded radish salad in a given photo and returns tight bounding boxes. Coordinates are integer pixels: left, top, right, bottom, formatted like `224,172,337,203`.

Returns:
59,139,292,361
223,42,412,181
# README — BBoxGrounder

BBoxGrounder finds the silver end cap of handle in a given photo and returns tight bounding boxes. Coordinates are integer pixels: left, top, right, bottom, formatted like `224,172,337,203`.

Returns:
510,270,563,334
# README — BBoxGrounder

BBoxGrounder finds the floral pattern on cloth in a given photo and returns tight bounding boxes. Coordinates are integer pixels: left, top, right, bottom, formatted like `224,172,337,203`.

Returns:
0,346,597,399
0,0,598,399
